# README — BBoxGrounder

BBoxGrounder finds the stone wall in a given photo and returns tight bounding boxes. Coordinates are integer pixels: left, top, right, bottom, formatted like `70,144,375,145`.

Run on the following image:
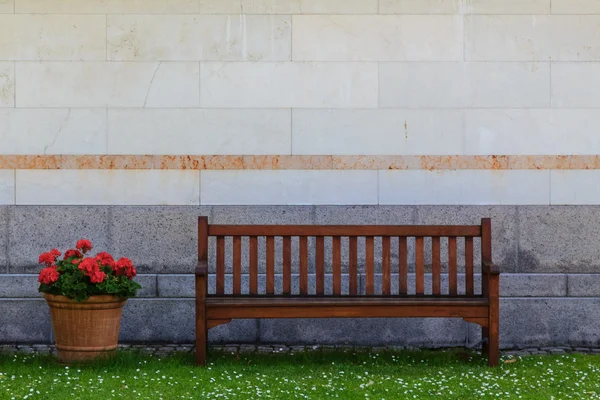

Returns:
2,205,600,348
1,0,600,347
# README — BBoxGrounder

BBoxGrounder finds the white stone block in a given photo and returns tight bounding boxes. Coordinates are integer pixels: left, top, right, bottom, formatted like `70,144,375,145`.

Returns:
108,15,291,61
108,109,291,155
292,109,463,155
552,1,600,14
201,62,378,108
292,15,462,61
379,62,550,108
0,0,13,12
466,15,600,61
465,109,600,156
0,170,14,205
551,171,600,205
0,15,105,61
199,0,378,14
16,62,199,108
380,0,550,14
16,170,200,206
379,170,550,205
15,0,200,13
0,109,107,155
0,62,13,107
552,63,600,108
201,170,378,205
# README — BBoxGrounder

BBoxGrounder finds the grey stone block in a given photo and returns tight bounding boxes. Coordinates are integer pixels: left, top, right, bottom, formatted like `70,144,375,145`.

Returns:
0,274,156,298
158,274,355,297
0,274,42,297
568,274,600,297
468,298,600,348
518,206,600,273
211,206,314,225
120,299,257,343
134,274,157,298
259,318,467,347
8,206,110,274
111,206,211,274
416,206,518,272
501,274,567,297
0,299,51,343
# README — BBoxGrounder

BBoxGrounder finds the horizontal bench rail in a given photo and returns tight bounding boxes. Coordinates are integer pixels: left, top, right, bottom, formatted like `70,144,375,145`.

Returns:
208,225,482,237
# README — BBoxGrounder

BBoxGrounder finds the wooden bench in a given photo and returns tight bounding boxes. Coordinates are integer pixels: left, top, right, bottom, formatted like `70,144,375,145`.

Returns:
195,217,500,366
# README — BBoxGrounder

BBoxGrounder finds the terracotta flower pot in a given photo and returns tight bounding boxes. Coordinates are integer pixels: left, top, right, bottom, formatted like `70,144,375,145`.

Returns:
44,294,127,363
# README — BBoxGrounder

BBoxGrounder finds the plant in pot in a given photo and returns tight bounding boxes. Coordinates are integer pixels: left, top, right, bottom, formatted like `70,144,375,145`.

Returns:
38,239,141,364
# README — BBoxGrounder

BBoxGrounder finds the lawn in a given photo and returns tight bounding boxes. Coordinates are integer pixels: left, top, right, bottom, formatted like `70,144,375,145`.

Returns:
1,349,599,399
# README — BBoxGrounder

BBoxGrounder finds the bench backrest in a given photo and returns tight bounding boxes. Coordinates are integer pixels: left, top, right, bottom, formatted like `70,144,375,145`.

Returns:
198,217,492,297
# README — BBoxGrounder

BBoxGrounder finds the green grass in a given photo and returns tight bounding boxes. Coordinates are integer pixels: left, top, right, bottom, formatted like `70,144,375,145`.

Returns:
1,349,600,399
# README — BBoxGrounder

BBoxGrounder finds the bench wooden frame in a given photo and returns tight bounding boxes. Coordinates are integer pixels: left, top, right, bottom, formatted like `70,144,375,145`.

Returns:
195,217,500,366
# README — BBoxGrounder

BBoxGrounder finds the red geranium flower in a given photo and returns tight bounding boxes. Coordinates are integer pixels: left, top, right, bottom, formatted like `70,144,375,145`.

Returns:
78,257,98,276
114,257,136,279
75,239,92,253
89,269,106,283
95,252,115,269
38,252,56,266
38,266,60,285
64,249,82,260
50,249,61,258
72,259,81,265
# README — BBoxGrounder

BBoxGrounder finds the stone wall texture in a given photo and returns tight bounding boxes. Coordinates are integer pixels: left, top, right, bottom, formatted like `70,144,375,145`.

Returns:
1,0,600,347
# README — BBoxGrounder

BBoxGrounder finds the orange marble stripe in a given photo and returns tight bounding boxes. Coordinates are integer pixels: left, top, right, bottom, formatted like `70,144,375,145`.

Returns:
1,155,600,170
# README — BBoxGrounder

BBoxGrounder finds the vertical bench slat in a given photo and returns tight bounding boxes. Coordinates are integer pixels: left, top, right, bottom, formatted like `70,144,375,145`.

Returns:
432,237,441,296
249,236,258,295
266,236,275,295
366,236,374,295
448,237,457,296
399,237,408,295
332,236,342,295
316,237,325,295
382,237,391,295
216,236,225,295
349,237,358,296
299,236,308,295
415,237,425,295
283,236,292,295
233,236,242,295
465,237,474,296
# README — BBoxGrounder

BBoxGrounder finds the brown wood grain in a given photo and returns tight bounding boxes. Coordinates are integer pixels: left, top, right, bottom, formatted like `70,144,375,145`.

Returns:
382,237,391,296
349,237,358,296
249,236,258,295
266,236,275,295
448,237,457,296
415,237,424,295
233,236,242,295
283,236,291,295
332,236,341,296
209,225,482,237
299,236,308,295
216,236,225,295
432,237,441,296
366,237,374,295
399,237,408,295
316,237,325,295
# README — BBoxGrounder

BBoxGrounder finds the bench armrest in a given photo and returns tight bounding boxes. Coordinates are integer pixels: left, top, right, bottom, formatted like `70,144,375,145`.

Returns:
195,260,208,277
482,260,500,276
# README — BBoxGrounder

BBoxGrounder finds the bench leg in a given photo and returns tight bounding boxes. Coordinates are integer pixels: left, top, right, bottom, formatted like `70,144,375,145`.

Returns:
488,302,500,367
196,300,207,366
